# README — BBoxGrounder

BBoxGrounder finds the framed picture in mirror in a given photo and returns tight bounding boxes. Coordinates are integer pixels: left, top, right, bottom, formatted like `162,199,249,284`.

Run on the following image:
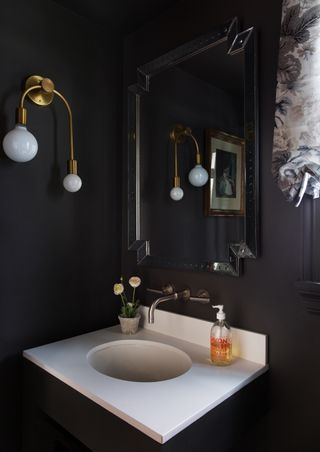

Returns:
205,129,245,216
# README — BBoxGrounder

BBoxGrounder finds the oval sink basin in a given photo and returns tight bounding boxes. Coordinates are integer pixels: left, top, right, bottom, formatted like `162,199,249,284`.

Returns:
87,340,192,382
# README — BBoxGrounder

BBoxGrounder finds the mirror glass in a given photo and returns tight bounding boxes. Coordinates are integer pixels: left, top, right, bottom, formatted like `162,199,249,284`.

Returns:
128,19,258,276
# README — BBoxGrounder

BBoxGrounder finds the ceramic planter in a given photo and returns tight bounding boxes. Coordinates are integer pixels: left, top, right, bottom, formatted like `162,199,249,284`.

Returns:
118,314,141,335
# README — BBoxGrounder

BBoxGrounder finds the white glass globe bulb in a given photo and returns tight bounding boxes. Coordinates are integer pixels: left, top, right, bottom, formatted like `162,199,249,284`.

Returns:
170,186,184,201
63,174,82,192
188,164,209,187
3,124,38,162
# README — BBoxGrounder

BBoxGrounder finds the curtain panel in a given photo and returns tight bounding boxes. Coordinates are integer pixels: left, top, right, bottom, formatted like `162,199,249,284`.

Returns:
272,0,320,206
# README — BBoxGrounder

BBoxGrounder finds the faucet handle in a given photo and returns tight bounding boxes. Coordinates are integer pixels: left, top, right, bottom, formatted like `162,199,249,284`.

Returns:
162,283,175,295
189,289,210,304
146,285,210,304
179,288,190,301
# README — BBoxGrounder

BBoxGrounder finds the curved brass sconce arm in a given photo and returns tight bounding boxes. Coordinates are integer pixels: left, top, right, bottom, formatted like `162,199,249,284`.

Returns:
168,124,208,201
3,75,82,192
187,132,201,165
170,124,202,165
53,89,76,174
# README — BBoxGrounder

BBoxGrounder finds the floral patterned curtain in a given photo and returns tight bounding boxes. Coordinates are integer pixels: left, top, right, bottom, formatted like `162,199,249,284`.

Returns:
272,0,320,206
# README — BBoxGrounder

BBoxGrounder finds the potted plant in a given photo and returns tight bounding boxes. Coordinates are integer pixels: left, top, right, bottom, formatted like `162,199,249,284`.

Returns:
113,276,141,334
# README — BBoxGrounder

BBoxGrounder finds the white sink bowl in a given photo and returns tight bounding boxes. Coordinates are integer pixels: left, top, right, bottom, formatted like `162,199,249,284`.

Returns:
87,339,192,382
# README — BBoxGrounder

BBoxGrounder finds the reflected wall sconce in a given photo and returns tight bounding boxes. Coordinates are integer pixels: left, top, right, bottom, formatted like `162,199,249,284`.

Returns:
169,124,208,201
2,75,82,192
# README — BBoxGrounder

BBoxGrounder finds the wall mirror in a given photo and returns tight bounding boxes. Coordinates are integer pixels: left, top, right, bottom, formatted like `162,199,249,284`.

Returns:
127,17,258,276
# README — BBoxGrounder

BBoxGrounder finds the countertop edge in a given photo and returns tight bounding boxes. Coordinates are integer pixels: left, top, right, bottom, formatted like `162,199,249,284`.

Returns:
23,349,268,444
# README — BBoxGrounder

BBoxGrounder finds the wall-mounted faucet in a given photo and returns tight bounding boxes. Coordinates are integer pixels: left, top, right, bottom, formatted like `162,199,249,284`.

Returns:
147,284,210,323
147,284,190,323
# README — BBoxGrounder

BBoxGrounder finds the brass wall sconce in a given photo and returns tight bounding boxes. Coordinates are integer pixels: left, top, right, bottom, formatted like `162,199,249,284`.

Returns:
169,124,208,201
2,75,82,192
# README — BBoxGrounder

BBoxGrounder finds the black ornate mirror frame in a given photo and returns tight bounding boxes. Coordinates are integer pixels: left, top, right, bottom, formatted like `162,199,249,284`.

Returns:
127,17,259,276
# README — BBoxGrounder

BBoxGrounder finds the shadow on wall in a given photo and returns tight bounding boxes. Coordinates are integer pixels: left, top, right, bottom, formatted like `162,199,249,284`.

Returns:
46,104,64,198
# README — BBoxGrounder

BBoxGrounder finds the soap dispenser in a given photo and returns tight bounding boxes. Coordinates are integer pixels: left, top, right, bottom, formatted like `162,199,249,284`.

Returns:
210,305,232,365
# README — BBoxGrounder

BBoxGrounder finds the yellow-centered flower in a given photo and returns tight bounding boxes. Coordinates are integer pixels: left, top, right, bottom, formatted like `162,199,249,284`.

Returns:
129,276,141,288
113,283,124,295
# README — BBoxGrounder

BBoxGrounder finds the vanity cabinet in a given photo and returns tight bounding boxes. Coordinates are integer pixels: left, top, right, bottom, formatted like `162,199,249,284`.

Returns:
22,359,268,452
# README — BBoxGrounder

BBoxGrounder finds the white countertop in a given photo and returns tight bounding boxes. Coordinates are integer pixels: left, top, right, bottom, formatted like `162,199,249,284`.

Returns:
23,308,268,444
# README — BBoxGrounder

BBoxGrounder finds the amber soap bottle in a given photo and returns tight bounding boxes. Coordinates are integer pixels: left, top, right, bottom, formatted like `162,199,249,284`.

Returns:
210,305,232,365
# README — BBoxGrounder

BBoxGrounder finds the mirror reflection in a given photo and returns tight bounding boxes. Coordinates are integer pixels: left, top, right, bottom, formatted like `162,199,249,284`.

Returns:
128,20,258,276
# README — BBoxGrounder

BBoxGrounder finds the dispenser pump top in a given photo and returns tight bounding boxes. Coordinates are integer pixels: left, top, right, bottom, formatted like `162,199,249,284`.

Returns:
212,305,226,320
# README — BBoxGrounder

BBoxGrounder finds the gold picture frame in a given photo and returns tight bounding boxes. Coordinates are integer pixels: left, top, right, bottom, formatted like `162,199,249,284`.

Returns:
205,129,245,216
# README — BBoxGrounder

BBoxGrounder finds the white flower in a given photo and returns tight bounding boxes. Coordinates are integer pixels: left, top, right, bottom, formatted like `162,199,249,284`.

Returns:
113,283,124,295
129,276,141,288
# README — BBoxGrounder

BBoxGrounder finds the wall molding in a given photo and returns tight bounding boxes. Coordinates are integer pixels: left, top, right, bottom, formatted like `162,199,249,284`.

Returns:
296,198,320,313
295,281,320,315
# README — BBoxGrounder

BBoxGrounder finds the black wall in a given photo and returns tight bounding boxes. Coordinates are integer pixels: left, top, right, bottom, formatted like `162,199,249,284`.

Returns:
0,1,122,450
123,0,320,450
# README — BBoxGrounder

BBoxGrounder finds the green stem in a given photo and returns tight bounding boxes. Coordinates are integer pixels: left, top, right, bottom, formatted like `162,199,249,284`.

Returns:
120,294,126,307
132,287,136,304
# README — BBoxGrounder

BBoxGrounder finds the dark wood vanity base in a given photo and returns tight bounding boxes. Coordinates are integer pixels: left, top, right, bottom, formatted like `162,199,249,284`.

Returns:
23,359,268,452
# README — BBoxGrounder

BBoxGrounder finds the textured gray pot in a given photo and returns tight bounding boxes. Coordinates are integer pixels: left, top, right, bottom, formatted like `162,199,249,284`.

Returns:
118,314,141,334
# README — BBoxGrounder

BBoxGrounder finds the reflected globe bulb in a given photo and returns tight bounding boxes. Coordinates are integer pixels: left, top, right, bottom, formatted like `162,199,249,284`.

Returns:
170,186,184,201
188,164,209,187
3,124,38,162
63,174,82,192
